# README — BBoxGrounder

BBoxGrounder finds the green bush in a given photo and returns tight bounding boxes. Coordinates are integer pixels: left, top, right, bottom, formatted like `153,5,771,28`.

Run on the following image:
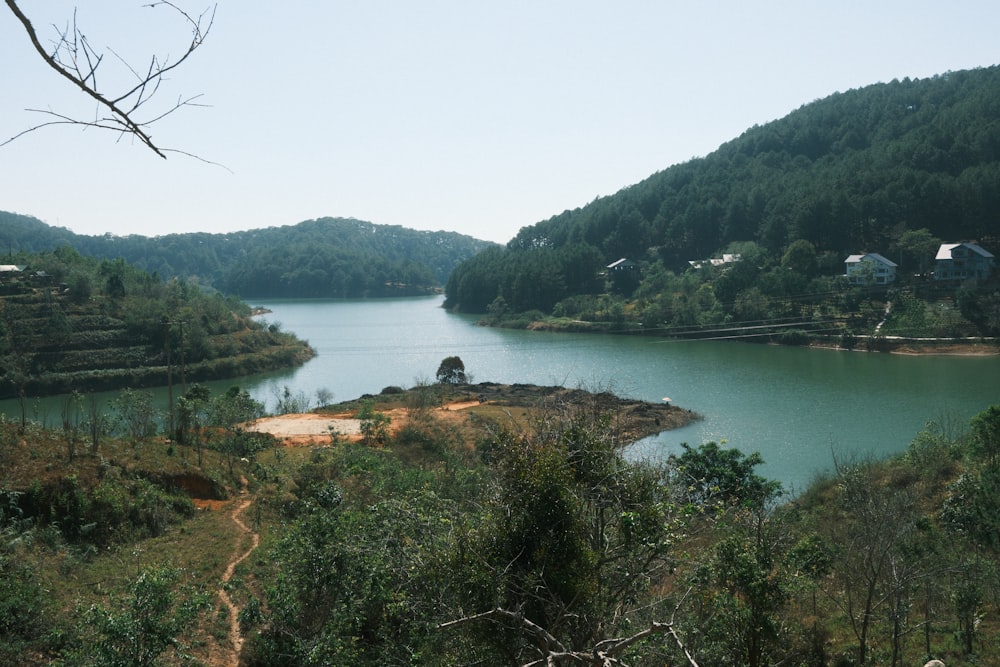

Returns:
778,329,812,346
0,555,49,642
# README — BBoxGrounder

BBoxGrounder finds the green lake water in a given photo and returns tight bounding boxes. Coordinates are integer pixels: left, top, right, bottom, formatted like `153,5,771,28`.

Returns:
5,295,999,491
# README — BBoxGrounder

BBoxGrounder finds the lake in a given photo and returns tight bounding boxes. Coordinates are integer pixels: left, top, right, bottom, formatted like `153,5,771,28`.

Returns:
5,295,999,491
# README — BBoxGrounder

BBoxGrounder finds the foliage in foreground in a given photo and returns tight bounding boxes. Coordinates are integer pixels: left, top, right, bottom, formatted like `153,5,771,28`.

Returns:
3,386,1000,666
244,401,1000,666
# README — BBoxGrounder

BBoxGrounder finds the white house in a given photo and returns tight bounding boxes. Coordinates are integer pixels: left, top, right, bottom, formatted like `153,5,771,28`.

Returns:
688,253,742,270
933,242,995,281
844,253,897,285
0,265,23,282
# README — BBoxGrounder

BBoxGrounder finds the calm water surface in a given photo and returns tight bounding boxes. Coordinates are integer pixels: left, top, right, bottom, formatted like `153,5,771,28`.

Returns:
245,296,1000,491
6,295,999,491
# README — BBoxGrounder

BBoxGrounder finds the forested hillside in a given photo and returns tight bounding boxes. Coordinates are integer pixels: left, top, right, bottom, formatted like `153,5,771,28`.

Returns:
0,214,494,298
0,248,313,400
445,66,1000,329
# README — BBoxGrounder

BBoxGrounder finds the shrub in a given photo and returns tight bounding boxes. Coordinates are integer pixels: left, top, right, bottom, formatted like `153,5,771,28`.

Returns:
838,329,857,350
779,329,812,346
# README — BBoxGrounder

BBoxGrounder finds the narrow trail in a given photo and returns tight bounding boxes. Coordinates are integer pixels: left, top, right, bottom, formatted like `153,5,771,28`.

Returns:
214,479,261,667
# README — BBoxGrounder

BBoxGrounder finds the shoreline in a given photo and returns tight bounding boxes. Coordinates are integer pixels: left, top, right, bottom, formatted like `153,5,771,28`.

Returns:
810,337,999,356
494,317,999,357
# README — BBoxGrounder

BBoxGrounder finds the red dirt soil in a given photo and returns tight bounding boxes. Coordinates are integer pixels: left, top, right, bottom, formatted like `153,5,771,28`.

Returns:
248,401,482,446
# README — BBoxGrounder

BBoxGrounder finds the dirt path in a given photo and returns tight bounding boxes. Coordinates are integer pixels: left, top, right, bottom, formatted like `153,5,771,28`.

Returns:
212,479,260,667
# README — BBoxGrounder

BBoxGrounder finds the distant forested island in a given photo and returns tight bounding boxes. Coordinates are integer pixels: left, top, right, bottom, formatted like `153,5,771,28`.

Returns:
445,66,1000,346
0,215,495,299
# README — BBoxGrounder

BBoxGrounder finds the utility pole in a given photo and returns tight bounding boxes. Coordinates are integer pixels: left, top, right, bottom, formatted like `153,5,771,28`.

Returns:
163,318,188,437
165,318,174,436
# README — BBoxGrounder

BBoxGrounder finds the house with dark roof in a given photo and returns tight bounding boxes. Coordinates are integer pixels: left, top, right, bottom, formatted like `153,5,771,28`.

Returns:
606,258,639,293
844,253,897,285
606,258,638,272
933,242,995,281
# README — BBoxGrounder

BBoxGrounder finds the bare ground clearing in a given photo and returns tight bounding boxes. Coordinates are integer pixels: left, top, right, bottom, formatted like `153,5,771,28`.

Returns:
248,383,698,446
248,401,483,445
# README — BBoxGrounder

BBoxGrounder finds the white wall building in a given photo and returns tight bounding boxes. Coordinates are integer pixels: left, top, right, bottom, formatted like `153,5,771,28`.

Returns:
844,253,897,285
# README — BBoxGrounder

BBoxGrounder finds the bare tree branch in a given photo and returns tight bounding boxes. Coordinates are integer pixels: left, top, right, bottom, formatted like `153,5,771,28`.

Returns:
2,0,215,158
438,606,701,667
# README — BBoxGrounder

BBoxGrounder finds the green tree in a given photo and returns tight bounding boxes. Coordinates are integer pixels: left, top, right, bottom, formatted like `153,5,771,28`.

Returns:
67,272,93,305
942,465,1000,553
953,565,983,656
669,441,782,512
893,227,940,276
100,258,129,299
0,554,53,663
781,239,818,277
356,400,391,446
710,523,789,667
77,566,207,667
969,404,1000,467
111,388,158,445
210,386,265,431
444,404,685,664
250,446,461,666
210,386,266,470
177,383,211,465
435,356,466,384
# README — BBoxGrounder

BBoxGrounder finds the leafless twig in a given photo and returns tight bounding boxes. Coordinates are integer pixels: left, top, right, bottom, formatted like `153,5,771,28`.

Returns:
3,0,215,158
438,606,701,667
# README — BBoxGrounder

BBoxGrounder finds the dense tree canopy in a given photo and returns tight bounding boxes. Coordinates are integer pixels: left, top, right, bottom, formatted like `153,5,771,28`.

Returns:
446,67,1000,314
0,214,495,299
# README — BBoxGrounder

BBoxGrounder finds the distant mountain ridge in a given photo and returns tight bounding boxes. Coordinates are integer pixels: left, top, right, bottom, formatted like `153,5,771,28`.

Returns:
0,214,496,298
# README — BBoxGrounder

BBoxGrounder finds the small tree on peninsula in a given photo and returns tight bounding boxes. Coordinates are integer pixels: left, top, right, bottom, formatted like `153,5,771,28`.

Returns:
436,356,466,384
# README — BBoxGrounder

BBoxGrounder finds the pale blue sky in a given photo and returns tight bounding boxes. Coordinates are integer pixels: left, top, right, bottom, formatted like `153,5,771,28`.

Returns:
2,1,998,244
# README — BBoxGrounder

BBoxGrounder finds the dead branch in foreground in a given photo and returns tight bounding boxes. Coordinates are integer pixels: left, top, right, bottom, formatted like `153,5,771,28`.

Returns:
3,1,215,158
438,606,700,667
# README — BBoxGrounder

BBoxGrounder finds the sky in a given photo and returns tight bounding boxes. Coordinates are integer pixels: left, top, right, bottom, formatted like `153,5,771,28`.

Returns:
2,2,999,245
